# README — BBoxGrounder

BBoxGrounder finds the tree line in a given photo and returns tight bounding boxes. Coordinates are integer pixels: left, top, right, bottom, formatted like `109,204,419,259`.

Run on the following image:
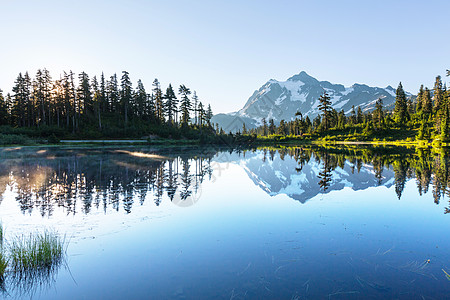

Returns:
0,69,215,139
251,72,450,142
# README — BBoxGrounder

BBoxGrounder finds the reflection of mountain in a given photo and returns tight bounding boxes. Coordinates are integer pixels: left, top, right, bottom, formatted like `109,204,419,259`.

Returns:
232,151,395,203
0,146,448,214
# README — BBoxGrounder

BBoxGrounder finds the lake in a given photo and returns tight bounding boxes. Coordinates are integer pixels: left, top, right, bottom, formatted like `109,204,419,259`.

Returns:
0,145,449,299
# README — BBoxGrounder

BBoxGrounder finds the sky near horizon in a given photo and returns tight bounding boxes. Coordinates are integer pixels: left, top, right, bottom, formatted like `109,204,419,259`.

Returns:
1,0,449,113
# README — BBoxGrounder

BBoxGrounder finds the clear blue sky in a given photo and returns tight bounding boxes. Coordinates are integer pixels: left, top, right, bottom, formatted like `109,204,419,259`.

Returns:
1,0,449,113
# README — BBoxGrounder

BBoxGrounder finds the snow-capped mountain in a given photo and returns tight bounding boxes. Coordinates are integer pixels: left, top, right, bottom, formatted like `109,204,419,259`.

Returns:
212,71,403,132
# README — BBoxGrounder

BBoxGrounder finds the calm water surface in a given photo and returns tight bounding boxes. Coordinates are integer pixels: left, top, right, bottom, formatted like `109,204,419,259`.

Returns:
0,145,449,299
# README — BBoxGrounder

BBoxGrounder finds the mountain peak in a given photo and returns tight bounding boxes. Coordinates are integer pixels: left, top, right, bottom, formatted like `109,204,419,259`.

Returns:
211,71,408,132
287,71,317,83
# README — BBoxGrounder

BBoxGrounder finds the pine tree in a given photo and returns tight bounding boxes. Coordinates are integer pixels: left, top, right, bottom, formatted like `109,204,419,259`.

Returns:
192,91,198,126
108,74,119,113
100,72,107,113
197,101,205,127
317,91,332,131
12,73,26,126
153,79,164,123
350,105,356,125
77,72,92,123
356,107,364,124
268,119,275,134
120,71,132,126
242,122,247,134
92,76,102,130
416,85,424,113
373,98,384,130
262,118,268,136
337,110,345,130
0,89,8,125
134,79,147,117
422,88,432,118
433,76,444,112
433,76,445,134
277,120,287,135
394,82,408,125
178,85,192,126
164,84,177,125
205,104,213,127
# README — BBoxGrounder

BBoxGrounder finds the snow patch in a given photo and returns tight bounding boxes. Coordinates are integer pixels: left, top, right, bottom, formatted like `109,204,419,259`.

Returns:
278,81,307,103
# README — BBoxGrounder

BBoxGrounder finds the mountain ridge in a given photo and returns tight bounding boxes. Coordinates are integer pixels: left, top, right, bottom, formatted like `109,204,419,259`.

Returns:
212,71,408,132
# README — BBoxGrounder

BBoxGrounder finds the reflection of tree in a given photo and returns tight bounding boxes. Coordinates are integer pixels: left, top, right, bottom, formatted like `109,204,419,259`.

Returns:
281,145,450,214
166,159,178,201
0,149,214,215
373,156,384,185
317,153,333,191
393,160,408,200
179,158,193,201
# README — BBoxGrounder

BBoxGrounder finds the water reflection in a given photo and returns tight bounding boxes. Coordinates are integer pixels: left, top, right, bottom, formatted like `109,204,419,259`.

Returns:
242,146,450,213
0,147,215,216
0,145,449,216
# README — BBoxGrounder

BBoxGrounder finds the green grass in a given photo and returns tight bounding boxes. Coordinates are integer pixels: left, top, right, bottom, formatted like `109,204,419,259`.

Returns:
0,222,66,289
0,225,7,280
9,231,65,274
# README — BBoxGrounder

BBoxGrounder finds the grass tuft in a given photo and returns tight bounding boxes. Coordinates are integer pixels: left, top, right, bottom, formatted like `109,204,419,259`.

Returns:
9,231,65,275
0,223,6,280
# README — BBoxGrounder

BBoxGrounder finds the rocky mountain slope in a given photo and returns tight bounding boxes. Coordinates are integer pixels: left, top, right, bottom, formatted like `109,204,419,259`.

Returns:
212,71,403,132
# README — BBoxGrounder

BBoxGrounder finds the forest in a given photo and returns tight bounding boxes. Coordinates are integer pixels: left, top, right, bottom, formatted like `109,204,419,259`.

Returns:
0,69,223,141
0,69,449,146
249,72,450,144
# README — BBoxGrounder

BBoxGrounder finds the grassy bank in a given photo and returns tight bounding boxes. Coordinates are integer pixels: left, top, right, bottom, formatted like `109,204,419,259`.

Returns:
251,129,449,148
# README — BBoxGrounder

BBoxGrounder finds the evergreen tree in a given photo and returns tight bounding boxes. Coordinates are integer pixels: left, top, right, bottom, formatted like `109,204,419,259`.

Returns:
197,101,205,127
178,85,192,126
356,106,364,124
337,110,345,130
77,72,92,123
394,82,408,124
317,91,332,131
12,73,27,126
350,105,357,125
120,71,132,126
304,116,312,132
262,118,268,136
0,89,8,125
277,120,287,135
192,91,199,126
433,76,445,134
268,119,275,134
100,72,107,113
242,122,247,134
416,85,424,113
433,76,444,112
108,74,119,113
373,98,384,130
164,84,177,125
205,104,213,126
134,79,147,117
92,76,102,130
422,88,432,118
153,78,164,123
